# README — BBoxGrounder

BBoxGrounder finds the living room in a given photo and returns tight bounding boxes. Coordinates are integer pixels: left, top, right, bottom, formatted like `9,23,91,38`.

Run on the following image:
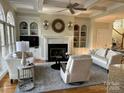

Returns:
0,0,124,93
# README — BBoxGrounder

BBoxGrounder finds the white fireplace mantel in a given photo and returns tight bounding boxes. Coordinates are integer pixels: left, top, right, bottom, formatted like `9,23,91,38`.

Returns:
42,36,73,60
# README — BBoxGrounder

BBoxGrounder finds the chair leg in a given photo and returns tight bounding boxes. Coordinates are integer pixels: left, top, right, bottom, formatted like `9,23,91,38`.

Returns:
10,79,13,84
107,70,109,74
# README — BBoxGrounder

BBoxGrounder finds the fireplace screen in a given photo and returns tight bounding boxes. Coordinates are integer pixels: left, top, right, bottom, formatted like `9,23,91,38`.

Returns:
50,48,66,57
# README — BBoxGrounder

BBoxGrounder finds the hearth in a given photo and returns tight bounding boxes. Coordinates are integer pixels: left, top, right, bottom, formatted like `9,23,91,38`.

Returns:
48,44,68,61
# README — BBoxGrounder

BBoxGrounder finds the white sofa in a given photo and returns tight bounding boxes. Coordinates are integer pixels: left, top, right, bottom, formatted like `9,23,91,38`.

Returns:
5,52,34,83
60,55,92,83
90,48,122,70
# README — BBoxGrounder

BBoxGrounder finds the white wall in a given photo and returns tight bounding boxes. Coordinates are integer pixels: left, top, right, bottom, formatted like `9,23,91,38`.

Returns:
90,20,112,48
40,14,74,37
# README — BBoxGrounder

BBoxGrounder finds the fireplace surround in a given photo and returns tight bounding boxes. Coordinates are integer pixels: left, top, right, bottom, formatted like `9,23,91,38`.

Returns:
42,36,73,61
48,44,68,61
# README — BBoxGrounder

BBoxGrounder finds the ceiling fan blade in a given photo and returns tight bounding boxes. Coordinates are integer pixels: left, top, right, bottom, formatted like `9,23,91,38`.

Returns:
57,9,67,12
73,7,87,11
69,8,75,14
72,3,79,7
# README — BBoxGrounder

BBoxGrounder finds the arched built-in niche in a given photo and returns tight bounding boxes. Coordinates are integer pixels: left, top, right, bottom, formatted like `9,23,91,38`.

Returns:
30,22,38,35
74,24,80,47
73,24,87,48
20,21,28,35
80,25,87,47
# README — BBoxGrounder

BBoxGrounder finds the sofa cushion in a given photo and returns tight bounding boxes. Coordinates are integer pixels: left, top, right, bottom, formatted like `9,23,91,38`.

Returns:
15,52,22,58
95,48,107,57
70,55,91,59
25,52,33,58
106,50,118,60
92,55,108,65
14,52,33,58
89,49,98,55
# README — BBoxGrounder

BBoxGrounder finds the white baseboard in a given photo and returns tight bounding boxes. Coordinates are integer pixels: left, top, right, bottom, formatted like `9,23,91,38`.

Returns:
0,69,8,80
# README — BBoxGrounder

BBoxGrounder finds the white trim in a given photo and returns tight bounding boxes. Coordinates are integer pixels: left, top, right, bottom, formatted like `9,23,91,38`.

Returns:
0,69,7,80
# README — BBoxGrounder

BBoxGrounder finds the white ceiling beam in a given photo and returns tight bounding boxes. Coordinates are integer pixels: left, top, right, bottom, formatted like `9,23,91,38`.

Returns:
84,0,108,11
44,0,67,8
84,0,101,9
34,0,44,12
38,0,44,12
108,0,124,3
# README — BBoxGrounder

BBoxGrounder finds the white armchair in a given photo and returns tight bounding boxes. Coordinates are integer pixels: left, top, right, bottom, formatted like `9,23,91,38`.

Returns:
5,54,21,83
60,55,92,83
5,52,34,83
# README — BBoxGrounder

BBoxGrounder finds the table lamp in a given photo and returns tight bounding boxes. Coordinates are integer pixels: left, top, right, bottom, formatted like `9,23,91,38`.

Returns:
16,41,29,66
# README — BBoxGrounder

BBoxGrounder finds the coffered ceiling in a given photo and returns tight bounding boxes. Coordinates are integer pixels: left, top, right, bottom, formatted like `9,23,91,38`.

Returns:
9,0,124,22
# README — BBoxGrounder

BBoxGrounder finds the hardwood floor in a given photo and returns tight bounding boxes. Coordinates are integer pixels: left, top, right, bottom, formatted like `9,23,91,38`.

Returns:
0,74,107,93
0,74,17,93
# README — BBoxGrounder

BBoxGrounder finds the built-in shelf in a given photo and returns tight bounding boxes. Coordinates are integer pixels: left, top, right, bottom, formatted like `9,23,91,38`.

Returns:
19,21,38,36
73,24,87,48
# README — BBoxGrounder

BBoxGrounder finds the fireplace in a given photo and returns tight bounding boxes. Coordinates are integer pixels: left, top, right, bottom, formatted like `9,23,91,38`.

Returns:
48,44,68,61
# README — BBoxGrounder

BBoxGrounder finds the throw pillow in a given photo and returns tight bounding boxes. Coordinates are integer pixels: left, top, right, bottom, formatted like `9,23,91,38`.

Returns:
25,52,33,58
89,49,96,55
15,52,22,58
95,48,107,57
106,50,117,60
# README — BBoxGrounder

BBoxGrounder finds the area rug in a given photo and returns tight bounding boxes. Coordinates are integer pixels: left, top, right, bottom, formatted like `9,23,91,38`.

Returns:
15,62,107,93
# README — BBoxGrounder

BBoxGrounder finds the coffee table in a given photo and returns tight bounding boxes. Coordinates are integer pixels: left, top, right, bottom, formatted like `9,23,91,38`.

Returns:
51,56,62,70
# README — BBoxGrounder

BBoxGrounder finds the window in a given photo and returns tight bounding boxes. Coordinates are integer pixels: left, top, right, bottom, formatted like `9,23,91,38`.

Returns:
11,27,15,51
7,11,15,25
6,11,16,53
113,19,122,29
0,3,5,21
7,26,11,53
0,3,7,78
0,24,4,56
0,23,5,56
0,3,5,57
0,10,16,79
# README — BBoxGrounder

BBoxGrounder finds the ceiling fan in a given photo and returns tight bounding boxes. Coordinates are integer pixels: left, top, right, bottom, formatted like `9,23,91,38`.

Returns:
57,0,87,14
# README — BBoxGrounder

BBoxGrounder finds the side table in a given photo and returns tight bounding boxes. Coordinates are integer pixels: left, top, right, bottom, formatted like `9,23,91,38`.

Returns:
51,56,62,70
18,65,35,91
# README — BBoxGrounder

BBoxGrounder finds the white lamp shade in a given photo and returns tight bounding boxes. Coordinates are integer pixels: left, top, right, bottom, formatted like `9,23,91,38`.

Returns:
16,41,29,52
